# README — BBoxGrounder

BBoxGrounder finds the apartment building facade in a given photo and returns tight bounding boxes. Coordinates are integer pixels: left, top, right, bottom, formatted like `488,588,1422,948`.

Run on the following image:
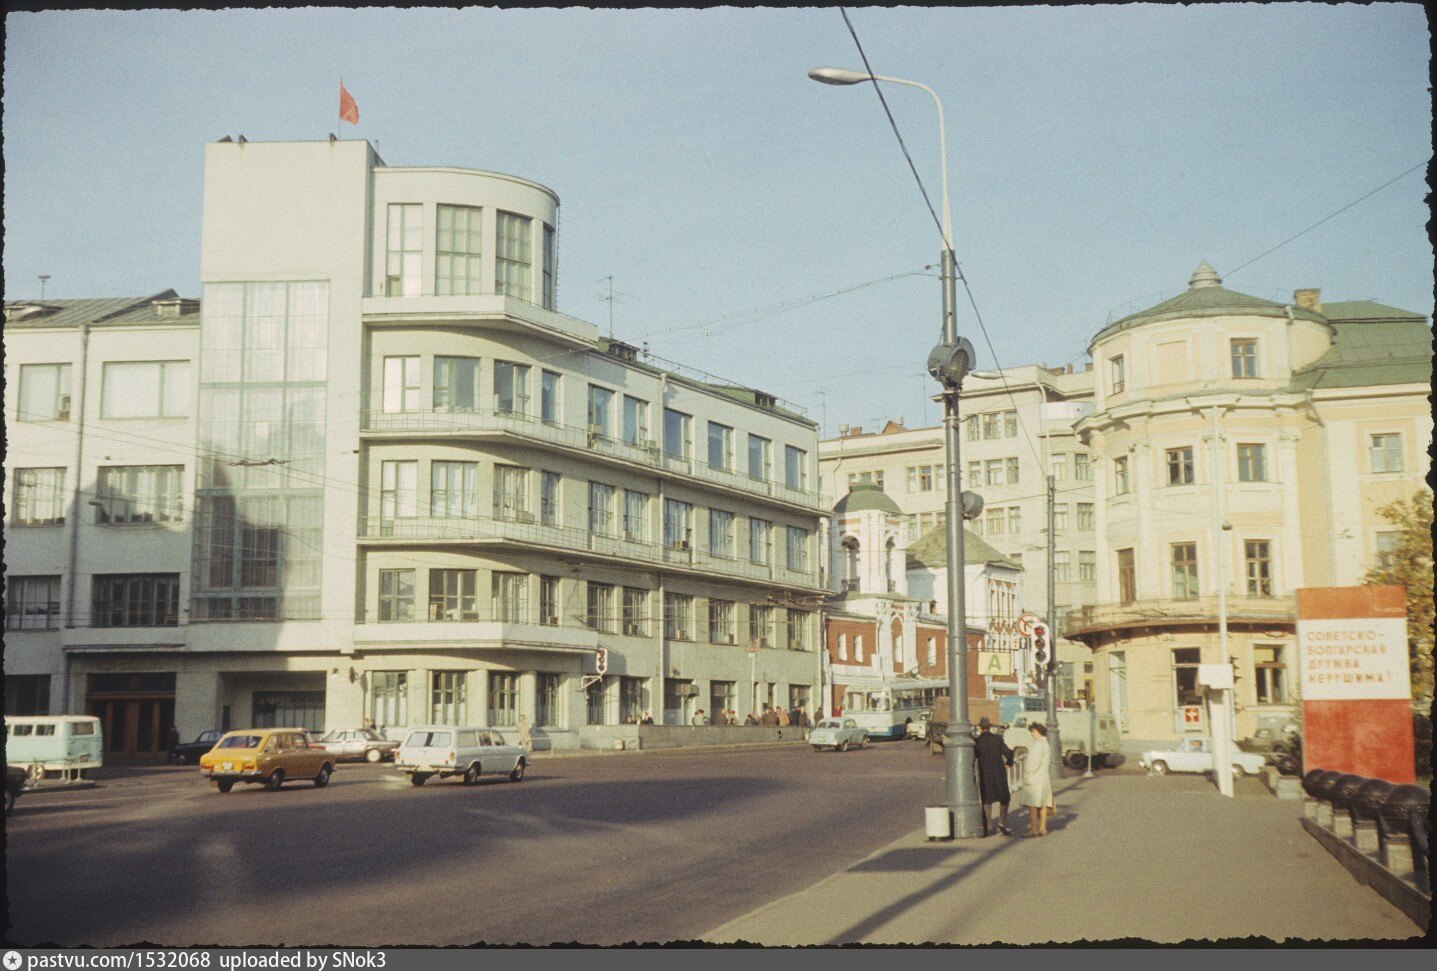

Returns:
3,139,828,752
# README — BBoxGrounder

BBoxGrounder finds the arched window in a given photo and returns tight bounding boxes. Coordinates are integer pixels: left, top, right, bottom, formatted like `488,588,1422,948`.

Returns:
927,637,937,666
884,537,897,592
841,536,860,592
838,633,848,661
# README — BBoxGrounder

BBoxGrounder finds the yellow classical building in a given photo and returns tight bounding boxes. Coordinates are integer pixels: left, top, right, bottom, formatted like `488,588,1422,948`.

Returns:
1066,262,1431,747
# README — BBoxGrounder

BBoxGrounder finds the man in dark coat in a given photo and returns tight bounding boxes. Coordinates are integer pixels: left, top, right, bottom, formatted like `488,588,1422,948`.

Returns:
974,716,1014,836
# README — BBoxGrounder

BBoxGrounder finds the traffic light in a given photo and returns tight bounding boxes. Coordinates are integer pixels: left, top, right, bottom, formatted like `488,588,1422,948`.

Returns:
1032,624,1049,673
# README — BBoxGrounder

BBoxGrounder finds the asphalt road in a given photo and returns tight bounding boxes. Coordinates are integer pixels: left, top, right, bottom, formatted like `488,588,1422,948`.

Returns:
6,741,947,946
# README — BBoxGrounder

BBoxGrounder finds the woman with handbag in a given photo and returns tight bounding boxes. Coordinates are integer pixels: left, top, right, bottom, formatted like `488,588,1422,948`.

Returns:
1020,721,1056,836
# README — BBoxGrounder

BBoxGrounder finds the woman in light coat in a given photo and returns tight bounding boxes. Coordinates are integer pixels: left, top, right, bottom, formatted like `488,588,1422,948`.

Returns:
1020,722,1055,836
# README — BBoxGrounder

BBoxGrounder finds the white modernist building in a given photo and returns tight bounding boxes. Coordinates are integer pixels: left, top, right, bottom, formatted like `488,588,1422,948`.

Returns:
3,138,829,753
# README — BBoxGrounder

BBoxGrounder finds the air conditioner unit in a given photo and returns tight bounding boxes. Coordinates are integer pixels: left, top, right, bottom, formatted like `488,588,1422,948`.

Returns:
515,511,535,524
587,424,605,437
680,684,699,696
644,440,659,451
624,623,644,636
675,630,689,641
57,395,72,420
674,540,690,551
543,615,559,626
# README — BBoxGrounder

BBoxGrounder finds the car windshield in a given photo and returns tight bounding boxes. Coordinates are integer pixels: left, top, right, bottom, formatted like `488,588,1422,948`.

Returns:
817,720,841,729
217,735,262,749
200,731,219,743
404,731,452,748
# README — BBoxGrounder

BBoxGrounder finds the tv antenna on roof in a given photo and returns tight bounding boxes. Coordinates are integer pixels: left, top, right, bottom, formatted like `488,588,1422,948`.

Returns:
597,276,638,339
38,275,50,300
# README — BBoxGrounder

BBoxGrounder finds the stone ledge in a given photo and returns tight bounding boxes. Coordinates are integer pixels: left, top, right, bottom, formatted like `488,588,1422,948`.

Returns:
1301,817,1430,932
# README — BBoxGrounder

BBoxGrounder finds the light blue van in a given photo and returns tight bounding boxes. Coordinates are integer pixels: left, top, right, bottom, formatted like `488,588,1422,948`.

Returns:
6,715,104,787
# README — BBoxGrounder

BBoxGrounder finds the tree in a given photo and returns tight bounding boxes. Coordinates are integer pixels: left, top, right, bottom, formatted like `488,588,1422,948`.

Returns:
1363,488,1434,707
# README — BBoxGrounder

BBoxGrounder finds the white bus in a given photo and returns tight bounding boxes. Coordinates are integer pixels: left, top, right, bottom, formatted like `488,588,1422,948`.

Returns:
841,681,935,740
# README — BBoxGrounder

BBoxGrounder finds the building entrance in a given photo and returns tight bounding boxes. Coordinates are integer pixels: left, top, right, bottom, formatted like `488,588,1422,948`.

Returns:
86,673,177,757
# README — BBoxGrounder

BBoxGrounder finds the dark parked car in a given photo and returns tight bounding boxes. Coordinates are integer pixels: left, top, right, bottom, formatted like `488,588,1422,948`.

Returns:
7,765,28,814
169,730,222,765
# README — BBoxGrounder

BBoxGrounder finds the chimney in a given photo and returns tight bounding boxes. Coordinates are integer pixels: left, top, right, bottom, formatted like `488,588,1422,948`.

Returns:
1293,288,1321,312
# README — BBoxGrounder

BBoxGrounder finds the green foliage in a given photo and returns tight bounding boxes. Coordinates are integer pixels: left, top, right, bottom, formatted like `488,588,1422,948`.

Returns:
1363,488,1434,706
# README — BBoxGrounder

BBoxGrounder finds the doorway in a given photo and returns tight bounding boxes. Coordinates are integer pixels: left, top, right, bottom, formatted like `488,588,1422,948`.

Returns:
86,673,177,757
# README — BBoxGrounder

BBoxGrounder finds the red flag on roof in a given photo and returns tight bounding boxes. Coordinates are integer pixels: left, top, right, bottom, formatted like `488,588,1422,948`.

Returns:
339,82,359,124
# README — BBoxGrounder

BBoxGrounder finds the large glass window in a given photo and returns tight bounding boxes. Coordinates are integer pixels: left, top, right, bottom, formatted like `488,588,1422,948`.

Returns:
786,609,812,651
622,587,648,636
386,204,422,297
95,465,183,524
1369,433,1403,473
1253,646,1287,703
587,386,613,437
494,361,530,416
1230,339,1259,379
1078,551,1096,582
1005,457,1020,484
1053,504,1070,531
495,211,533,302
1003,411,1018,437
13,468,66,525
664,409,691,460
381,461,419,521
431,461,479,518
710,681,736,720
493,572,529,623
709,509,735,558
985,507,1006,536
1053,551,1071,581
1117,548,1136,605
1113,457,1130,495
18,363,72,421
663,499,692,550
620,677,645,723
1074,452,1092,481
785,526,809,571
1051,454,1068,481
749,605,774,648
91,574,180,627
370,672,408,729
4,576,61,630
663,593,694,640
537,673,562,726
539,576,560,626
1171,543,1199,600
588,482,615,536
587,679,607,726
378,569,415,622
540,471,560,526
749,518,771,565
622,396,649,446
542,224,557,310
709,599,736,645
1172,648,1202,709
707,423,733,470
431,671,467,725
985,460,1004,486
101,361,190,418
748,434,771,481
1245,540,1273,596
622,490,648,542
1109,354,1126,394
1237,444,1268,483
783,445,807,491
541,371,560,424
1077,503,1095,531
586,582,615,632
435,204,483,295
494,465,530,521
428,569,478,621
384,356,422,412
1166,447,1194,486
433,357,478,412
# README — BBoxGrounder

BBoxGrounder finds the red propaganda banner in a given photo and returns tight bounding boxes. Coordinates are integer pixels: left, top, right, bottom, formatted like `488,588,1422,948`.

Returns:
1296,585,1414,783
339,82,359,125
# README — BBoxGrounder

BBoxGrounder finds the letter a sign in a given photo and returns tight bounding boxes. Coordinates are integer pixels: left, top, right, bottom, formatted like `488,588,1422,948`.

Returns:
977,651,1011,676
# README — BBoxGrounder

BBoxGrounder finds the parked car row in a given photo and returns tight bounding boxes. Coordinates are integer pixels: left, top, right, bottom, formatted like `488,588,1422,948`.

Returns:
170,727,400,765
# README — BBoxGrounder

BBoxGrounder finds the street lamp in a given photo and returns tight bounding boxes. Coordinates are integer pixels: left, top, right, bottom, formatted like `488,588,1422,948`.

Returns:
810,65,983,839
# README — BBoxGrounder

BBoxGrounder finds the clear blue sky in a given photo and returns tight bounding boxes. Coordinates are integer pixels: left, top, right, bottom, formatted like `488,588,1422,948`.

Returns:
5,5,1431,433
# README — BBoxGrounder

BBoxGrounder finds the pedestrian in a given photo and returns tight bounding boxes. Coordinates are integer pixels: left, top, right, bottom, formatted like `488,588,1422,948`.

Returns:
761,706,778,727
799,709,810,728
777,706,791,727
1019,721,1055,837
788,704,801,727
744,711,758,726
165,725,181,750
640,710,655,725
727,709,738,726
691,708,708,727
974,716,1014,836
517,713,533,752
361,717,376,732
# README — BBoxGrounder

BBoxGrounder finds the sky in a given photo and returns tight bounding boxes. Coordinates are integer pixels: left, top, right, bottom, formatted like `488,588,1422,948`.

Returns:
4,4,1432,435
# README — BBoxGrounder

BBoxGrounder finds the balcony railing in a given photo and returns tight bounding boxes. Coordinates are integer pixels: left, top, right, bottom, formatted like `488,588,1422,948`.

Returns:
1063,595,1296,637
360,408,830,512
357,515,824,590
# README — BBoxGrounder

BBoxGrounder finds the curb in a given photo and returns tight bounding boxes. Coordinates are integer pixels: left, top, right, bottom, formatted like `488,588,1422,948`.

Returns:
538,740,810,759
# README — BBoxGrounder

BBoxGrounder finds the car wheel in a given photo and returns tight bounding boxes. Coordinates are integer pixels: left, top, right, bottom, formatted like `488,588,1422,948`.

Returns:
169,752,183,765
1231,764,1245,779
1064,752,1088,771
409,773,429,787
1151,760,1169,776
313,764,332,788
265,770,285,791
839,740,849,753
509,759,525,783
365,748,382,763
860,736,869,749
463,764,480,786
216,781,234,794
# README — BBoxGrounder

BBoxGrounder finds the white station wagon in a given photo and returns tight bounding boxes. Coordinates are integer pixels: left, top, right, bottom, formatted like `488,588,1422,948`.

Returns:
810,718,869,752
395,726,528,787
1139,736,1266,777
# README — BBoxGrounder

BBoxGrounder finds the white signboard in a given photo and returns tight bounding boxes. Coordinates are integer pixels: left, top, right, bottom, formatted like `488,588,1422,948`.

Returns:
1297,616,1410,700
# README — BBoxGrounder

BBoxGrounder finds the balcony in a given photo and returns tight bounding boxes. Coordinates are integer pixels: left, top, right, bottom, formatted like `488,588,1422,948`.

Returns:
356,515,825,591
360,408,830,513
1063,595,1296,639
353,614,598,653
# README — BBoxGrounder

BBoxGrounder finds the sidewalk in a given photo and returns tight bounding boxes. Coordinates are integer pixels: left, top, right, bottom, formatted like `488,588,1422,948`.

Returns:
706,772,1422,944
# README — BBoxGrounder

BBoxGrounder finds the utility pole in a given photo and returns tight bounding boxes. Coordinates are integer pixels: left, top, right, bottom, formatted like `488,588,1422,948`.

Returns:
1045,473,1063,779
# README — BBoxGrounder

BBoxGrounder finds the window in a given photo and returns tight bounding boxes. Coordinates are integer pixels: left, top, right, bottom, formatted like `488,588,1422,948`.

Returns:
493,361,530,415
493,572,529,623
431,671,467,725
1079,551,1096,582
1053,551,1071,581
13,468,66,525
664,409,691,460
95,465,184,524
587,385,613,437
748,434,772,481
433,357,478,412
1253,646,1287,704
663,592,694,640
749,518,771,565
370,672,408,729
378,569,415,622
101,361,190,419
1166,447,1194,486
1369,433,1403,473
1113,457,1130,495
1171,543,1199,600
428,569,478,621
709,508,735,558
493,465,529,521
588,482,615,536
918,465,935,492
985,459,1004,486
622,490,648,542
967,460,982,483
435,204,482,295
1172,648,1202,708
386,204,422,296
1076,503,1095,531
486,672,518,727
710,680,736,719
1375,531,1402,571
1245,540,1273,596
1007,506,1021,533
620,677,645,723
539,575,560,626
5,576,60,630
622,587,648,636
985,507,1006,536
1230,339,1259,379
707,422,733,470
982,413,1000,439
1053,504,1069,531
542,224,557,310
1074,452,1091,481
91,573,180,627
786,609,811,651
749,605,774,648
966,416,980,441
1003,411,1018,437
384,356,422,413
495,211,533,302
587,679,607,725
927,638,937,666
1117,549,1136,604
1005,457,1020,484
663,499,693,551
540,471,560,526
432,461,479,518
838,633,849,661
18,363,72,420
709,599,736,644
585,582,615,632
784,445,807,491
541,371,560,424
622,396,649,446
379,461,418,522
1236,444,1268,483
1051,454,1067,480
785,526,809,571
1109,354,1125,394
537,673,562,726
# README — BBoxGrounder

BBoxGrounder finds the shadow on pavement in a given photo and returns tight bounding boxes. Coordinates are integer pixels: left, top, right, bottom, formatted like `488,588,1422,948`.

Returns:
850,847,965,873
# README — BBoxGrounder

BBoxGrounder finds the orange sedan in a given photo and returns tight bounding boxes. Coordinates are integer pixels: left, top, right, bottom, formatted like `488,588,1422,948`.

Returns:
199,729,335,793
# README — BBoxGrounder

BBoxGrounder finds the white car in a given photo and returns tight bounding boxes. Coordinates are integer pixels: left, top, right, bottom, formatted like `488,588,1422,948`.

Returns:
313,728,400,762
395,726,528,787
1139,736,1266,777
810,718,869,752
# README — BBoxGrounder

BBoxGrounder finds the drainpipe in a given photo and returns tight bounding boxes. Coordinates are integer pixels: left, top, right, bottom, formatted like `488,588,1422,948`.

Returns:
1304,391,1338,583
656,371,668,723
63,322,92,713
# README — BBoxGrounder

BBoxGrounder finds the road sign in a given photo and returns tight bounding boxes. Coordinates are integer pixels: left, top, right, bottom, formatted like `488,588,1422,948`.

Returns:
978,651,1012,676
1017,612,1041,638
746,639,762,655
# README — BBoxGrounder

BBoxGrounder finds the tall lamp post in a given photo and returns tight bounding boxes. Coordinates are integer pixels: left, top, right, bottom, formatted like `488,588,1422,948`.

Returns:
810,66,984,838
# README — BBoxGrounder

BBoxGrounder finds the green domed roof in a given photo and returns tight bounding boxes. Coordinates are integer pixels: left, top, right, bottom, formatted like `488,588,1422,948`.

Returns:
833,482,903,516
